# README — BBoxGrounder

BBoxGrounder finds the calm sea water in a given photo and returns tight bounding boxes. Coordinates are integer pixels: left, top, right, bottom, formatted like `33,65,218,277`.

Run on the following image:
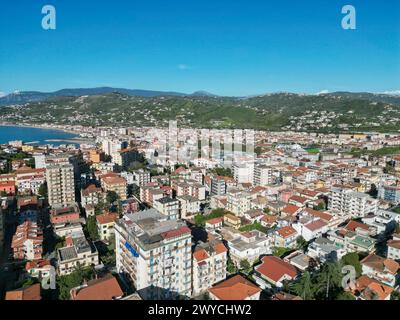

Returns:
0,125,76,146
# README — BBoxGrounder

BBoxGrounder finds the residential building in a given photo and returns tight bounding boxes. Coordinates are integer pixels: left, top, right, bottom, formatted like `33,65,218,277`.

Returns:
115,209,192,300
210,177,227,196
329,186,378,217
360,254,399,287
254,256,298,287
11,221,43,261
46,163,76,207
208,275,261,300
192,240,228,297
57,234,99,276
228,230,271,266
253,165,273,186
101,173,127,200
153,197,180,220
96,212,119,241
70,274,124,300
177,195,200,220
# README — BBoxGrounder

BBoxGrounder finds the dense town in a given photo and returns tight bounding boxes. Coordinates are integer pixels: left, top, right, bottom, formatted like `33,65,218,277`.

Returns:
0,125,400,301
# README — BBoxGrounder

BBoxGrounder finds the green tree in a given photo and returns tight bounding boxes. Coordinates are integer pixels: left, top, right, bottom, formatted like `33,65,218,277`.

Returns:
106,191,119,205
292,271,314,300
341,252,362,277
315,262,343,300
227,258,237,274
38,183,48,197
85,216,99,241
296,236,309,251
240,259,251,274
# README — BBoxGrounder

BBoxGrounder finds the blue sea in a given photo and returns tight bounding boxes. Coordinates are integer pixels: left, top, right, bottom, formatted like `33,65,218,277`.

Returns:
0,125,77,146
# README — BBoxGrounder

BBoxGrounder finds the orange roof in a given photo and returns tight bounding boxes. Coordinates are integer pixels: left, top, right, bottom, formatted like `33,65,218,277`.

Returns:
96,212,119,225
277,226,298,239
281,204,301,216
208,275,260,300
5,284,41,300
345,220,369,232
71,274,124,300
193,248,209,262
255,256,297,283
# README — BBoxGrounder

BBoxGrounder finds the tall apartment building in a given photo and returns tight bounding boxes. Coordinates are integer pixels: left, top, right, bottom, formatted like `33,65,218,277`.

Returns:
115,209,192,300
329,186,378,218
226,189,252,216
233,163,254,184
253,165,273,186
101,173,127,200
46,164,76,208
192,240,228,297
153,197,180,220
101,139,128,156
133,169,151,187
211,177,227,196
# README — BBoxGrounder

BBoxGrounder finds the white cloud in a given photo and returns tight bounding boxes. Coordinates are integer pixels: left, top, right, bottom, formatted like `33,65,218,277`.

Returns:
177,64,191,70
380,90,400,96
0,91,6,98
316,90,329,95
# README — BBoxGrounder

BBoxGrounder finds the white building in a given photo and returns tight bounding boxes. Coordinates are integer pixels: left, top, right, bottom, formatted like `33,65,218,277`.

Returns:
115,209,193,300
329,186,378,218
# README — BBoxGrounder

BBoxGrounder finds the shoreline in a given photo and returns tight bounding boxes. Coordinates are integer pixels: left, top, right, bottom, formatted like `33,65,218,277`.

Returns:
0,122,94,145
0,122,80,136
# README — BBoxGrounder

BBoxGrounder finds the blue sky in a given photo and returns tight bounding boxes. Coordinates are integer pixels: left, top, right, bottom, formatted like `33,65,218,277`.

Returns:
0,0,399,96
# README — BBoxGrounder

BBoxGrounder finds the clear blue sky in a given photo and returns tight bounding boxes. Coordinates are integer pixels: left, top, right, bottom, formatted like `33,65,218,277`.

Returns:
0,0,399,96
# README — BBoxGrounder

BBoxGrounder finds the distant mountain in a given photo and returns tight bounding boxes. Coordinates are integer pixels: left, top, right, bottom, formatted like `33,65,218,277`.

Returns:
0,87,219,106
1,91,399,133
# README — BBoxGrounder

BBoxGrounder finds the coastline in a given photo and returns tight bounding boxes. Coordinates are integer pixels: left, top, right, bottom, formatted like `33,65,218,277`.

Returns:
0,122,94,144
0,122,79,136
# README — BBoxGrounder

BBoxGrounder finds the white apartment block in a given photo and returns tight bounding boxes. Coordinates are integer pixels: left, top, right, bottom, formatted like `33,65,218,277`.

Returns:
329,186,378,218
177,195,201,220
253,165,273,186
115,209,193,300
153,197,180,220
226,190,252,216
233,163,254,184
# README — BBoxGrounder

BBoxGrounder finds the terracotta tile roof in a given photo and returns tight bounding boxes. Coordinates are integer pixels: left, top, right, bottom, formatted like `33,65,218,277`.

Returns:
281,204,301,216
255,256,298,283
5,284,41,300
303,208,333,222
277,226,298,239
361,254,399,274
161,226,191,240
208,275,261,300
355,276,393,300
345,220,370,232
71,274,124,300
304,219,327,232
193,248,209,262
214,242,228,254
96,212,119,225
